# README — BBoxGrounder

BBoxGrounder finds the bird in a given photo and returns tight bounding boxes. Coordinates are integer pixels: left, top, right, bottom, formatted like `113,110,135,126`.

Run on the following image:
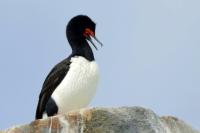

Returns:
35,15,103,119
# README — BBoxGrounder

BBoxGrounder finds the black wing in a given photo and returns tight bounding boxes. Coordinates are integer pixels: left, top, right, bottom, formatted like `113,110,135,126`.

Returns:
35,57,71,119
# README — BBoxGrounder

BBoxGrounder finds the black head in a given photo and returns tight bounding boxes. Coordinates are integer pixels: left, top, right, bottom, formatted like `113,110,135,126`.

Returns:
66,15,103,51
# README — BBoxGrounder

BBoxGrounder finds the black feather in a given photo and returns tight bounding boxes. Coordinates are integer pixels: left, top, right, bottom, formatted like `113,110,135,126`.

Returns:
35,57,71,119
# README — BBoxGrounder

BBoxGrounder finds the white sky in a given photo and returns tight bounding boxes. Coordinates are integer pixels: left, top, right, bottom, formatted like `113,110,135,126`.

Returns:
0,0,199,130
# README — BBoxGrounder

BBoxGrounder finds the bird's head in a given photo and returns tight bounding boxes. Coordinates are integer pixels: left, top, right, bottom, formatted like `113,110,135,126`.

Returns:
66,15,103,50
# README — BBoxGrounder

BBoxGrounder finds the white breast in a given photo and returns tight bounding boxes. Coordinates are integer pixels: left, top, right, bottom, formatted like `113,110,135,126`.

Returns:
51,56,99,114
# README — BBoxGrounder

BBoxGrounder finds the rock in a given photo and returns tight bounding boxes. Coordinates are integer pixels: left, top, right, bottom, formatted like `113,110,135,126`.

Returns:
2,107,199,133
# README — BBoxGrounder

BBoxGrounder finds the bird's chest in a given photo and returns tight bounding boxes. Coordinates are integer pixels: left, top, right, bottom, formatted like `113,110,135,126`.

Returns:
52,56,99,112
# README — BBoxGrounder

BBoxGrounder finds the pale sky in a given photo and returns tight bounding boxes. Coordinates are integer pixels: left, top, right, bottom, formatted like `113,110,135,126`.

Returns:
0,0,199,130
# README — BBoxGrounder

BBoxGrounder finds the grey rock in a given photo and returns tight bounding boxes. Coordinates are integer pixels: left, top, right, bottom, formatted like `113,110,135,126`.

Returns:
2,107,199,133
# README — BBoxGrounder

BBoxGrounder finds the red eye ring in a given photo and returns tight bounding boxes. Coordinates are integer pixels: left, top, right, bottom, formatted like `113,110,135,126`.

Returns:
83,28,95,37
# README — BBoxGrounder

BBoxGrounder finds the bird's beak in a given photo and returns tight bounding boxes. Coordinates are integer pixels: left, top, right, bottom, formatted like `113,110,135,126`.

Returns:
86,35,103,50
84,28,103,50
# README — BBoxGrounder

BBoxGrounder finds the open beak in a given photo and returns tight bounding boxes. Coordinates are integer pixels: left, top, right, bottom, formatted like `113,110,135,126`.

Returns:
86,35,103,50
84,28,103,50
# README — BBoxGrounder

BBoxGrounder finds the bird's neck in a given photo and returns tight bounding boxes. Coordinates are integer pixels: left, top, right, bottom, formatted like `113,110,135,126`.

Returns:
70,39,95,61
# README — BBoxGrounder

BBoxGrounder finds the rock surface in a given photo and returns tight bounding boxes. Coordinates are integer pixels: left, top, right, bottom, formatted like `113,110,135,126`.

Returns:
2,107,199,133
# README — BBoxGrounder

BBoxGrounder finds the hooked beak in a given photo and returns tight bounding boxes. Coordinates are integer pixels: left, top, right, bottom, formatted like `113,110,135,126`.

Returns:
84,28,103,50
